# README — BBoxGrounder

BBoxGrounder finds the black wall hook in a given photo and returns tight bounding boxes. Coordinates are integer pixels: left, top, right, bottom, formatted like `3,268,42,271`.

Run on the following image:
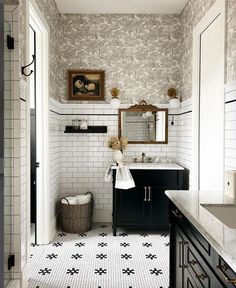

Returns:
21,55,35,77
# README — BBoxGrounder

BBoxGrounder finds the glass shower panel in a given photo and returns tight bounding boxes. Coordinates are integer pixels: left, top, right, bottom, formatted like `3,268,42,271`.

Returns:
4,20,13,287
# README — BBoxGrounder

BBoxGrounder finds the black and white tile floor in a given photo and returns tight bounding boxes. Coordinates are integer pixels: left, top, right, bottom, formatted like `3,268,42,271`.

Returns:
28,224,169,288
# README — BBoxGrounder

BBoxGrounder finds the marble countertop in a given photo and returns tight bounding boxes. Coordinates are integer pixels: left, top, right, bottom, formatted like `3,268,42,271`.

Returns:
111,162,184,170
165,190,236,272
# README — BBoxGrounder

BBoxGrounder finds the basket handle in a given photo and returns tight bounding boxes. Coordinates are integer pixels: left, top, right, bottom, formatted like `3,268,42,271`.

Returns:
86,191,93,200
61,197,70,205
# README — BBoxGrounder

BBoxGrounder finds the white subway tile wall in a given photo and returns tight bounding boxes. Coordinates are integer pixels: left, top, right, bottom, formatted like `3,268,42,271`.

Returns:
20,80,27,272
49,100,61,237
4,4,21,283
225,83,236,170
177,99,193,188
49,101,182,222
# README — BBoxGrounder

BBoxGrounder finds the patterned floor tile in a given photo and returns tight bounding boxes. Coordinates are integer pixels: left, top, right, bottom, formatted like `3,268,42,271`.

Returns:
28,224,169,288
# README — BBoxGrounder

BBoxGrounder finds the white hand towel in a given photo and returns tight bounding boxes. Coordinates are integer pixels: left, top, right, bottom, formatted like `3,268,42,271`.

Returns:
115,163,135,190
104,165,113,182
61,197,77,205
76,194,91,205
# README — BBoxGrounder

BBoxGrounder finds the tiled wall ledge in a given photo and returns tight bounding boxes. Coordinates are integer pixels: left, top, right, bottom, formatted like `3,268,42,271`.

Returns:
50,100,175,115
225,80,236,103
225,81,236,171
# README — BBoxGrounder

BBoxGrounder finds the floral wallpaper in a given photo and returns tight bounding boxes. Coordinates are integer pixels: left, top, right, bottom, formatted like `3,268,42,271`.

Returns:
17,0,61,102
227,0,236,83
181,0,236,100
59,14,182,104
11,0,236,102
181,0,216,100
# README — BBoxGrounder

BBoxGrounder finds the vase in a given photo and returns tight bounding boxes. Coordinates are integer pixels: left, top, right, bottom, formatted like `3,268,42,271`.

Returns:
113,150,123,164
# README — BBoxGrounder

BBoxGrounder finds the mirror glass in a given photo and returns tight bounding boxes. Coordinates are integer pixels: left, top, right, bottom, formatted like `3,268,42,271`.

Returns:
119,102,168,144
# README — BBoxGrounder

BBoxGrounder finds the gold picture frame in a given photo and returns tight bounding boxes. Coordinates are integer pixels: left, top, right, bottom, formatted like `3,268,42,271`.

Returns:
68,70,105,101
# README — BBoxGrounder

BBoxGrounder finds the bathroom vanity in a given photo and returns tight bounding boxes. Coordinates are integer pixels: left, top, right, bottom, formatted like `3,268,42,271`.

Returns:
166,190,236,288
112,163,189,236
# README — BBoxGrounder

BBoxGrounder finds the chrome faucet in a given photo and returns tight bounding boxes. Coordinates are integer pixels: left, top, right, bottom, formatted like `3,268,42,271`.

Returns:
141,152,146,163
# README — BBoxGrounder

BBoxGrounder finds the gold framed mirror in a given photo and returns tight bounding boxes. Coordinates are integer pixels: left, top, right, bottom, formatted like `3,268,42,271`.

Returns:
118,101,168,144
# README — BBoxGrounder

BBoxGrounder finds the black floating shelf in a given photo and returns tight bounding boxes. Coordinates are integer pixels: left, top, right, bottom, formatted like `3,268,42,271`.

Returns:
64,126,107,134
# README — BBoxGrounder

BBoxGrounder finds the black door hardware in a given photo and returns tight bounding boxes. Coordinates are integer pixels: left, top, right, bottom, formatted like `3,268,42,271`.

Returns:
21,55,35,77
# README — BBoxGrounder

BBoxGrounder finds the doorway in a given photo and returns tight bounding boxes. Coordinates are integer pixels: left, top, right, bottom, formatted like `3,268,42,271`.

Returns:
28,0,50,245
29,24,37,243
192,0,225,197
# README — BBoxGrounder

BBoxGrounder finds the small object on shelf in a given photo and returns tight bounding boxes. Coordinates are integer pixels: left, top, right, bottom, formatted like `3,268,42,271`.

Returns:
64,126,107,133
72,118,80,130
80,119,88,130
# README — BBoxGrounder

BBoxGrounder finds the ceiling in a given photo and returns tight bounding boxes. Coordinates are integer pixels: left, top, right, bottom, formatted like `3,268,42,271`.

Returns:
55,0,188,14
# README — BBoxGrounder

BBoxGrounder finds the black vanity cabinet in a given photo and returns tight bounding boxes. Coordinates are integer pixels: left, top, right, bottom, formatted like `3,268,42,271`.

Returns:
169,202,236,288
112,168,189,236
115,186,146,226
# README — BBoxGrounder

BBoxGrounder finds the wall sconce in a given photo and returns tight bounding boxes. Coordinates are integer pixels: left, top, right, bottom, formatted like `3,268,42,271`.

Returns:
142,111,152,118
168,88,180,109
110,87,121,109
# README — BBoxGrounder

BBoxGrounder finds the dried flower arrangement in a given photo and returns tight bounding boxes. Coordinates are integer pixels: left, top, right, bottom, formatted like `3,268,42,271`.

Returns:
108,136,128,152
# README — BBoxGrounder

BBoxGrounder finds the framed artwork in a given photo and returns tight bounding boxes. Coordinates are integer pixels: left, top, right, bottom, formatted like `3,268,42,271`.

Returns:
68,70,105,101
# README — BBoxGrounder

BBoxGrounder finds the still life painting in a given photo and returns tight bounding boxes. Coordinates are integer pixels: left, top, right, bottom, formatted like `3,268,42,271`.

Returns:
68,70,105,101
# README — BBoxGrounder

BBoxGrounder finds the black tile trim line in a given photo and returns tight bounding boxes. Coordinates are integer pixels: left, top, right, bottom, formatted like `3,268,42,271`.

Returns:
169,110,192,116
225,99,236,104
20,97,26,102
50,109,193,117
50,109,61,115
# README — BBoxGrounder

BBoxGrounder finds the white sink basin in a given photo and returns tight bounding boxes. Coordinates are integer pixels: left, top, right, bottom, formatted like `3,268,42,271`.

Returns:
201,204,236,229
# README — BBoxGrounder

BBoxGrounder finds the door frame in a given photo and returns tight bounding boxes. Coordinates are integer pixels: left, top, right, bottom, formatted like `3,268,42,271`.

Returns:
26,0,50,245
192,0,225,190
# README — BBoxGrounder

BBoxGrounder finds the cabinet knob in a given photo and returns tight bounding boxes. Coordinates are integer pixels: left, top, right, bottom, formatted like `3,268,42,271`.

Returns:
189,259,197,266
196,273,207,280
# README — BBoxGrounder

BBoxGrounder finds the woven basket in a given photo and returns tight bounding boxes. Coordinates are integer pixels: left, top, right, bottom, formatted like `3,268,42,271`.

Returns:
60,193,93,233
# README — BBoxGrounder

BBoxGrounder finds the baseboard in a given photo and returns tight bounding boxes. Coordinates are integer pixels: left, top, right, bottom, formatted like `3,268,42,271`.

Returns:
93,209,112,223
21,263,29,288
7,280,21,288
50,216,58,241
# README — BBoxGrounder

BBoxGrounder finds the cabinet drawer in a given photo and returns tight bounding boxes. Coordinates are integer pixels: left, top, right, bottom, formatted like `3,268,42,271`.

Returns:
186,222,212,264
215,256,236,287
186,244,211,288
170,203,211,260
185,242,223,288
184,266,201,288
130,170,179,186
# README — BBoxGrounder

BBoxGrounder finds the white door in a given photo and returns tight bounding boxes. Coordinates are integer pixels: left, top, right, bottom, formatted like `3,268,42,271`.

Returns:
28,0,50,244
193,0,225,196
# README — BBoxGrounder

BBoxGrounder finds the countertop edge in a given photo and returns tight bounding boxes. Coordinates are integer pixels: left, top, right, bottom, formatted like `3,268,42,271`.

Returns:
111,164,185,170
165,190,236,273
